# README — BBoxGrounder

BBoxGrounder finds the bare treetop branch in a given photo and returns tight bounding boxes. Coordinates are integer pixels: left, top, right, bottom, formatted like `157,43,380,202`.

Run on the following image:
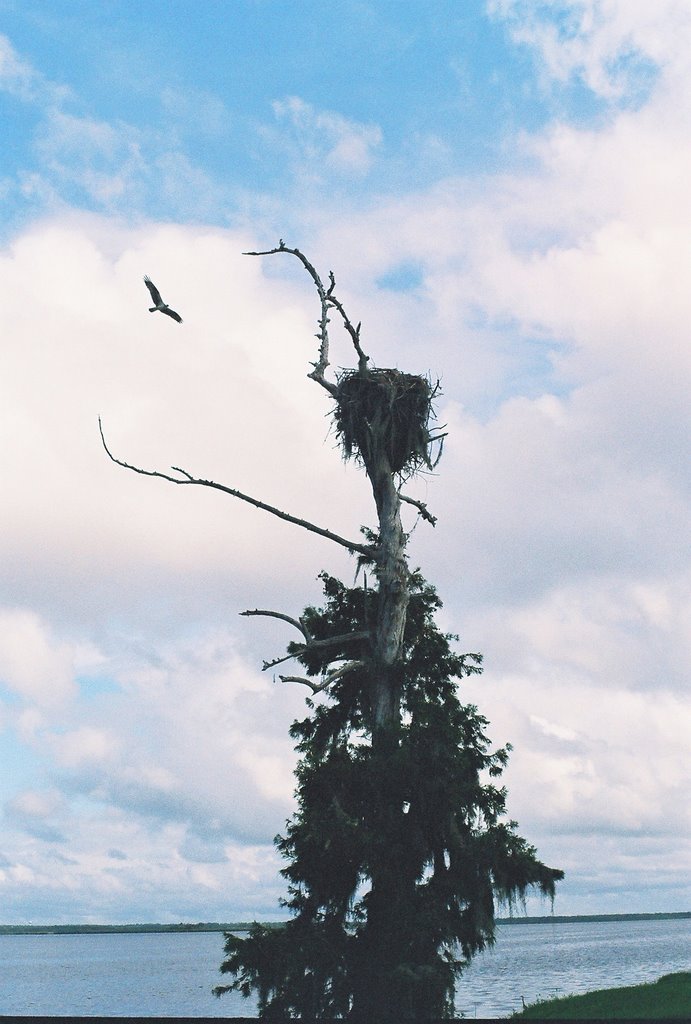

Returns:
99,417,375,559
243,241,370,386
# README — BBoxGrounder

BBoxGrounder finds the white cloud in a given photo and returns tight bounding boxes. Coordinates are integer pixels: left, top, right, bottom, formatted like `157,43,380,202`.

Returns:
482,577,691,694
272,96,382,176
7,788,65,819
35,111,147,204
0,810,285,922
49,726,119,770
0,33,70,105
1,147,688,910
0,609,77,706
0,216,369,629
529,714,579,742
2,1,691,920
0,33,233,224
460,666,690,845
252,3,691,914
490,0,691,101
0,212,374,915
31,110,226,216
5,788,68,842
11,623,304,848
1,612,307,916
160,86,229,137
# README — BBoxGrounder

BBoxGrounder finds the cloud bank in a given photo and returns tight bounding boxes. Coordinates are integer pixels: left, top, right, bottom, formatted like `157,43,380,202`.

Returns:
0,1,689,921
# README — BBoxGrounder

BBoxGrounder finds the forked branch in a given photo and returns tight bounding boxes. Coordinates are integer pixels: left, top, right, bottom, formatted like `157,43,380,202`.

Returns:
243,240,370,385
241,607,369,673
99,418,375,559
263,630,370,672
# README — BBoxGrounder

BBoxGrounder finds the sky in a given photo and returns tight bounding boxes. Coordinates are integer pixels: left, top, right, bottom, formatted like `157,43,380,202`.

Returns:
0,0,689,926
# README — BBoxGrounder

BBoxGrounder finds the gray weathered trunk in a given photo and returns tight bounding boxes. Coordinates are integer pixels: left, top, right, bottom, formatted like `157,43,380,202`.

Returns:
365,449,408,741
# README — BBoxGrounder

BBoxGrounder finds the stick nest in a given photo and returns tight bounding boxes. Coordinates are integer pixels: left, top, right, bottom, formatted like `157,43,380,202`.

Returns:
334,368,437,476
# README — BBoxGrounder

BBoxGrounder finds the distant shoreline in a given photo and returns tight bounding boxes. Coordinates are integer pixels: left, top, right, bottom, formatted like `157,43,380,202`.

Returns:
0,911,688,935
496,910,691,925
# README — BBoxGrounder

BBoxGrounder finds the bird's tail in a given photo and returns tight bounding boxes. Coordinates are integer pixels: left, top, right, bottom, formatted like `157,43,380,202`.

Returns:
148,307,157,312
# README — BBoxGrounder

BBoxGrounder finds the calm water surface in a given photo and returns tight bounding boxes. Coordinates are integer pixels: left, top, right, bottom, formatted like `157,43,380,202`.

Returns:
455,917,689,1018
1,917,688,1018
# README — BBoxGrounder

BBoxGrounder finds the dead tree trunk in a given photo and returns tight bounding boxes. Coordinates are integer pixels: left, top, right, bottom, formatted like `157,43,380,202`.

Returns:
370,455,408,740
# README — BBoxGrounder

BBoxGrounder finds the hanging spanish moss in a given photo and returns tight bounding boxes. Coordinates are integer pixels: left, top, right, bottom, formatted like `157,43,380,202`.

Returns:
334,367,439,476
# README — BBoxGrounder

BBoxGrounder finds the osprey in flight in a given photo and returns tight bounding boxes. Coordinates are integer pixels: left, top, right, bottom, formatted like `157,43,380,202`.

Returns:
143,276,183,323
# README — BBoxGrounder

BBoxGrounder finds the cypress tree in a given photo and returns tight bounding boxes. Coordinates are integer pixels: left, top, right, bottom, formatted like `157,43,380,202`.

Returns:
100,242,563,1020
215,570,562,1020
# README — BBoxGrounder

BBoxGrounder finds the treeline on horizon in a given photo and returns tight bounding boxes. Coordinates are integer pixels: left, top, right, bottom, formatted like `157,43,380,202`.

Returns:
0,921,269,935
1,911,689,935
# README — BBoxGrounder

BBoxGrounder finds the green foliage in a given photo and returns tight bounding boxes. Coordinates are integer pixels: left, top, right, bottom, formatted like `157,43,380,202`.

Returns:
216,572,563,1019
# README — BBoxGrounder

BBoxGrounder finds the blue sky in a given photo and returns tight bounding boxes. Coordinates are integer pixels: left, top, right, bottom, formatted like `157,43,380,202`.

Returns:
1,5,528,170
0,0,689,927
0,0,615,232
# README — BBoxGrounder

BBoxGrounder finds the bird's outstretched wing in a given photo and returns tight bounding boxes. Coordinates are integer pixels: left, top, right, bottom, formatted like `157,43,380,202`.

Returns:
144,275,163,305
162,307,183,323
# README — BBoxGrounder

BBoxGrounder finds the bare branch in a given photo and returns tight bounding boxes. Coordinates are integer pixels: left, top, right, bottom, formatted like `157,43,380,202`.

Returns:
429,433,447,469
279,659,364,695
304,629,370,652
240,609,311,642
243,241,369,383
399,493,437,527
169,465,196,481
241,610,369,672
263,651,300,672
278,674,320,692
244,241,336,392
325,288,369,376
320,660,364,686
99,417,375,559
262,628,370,672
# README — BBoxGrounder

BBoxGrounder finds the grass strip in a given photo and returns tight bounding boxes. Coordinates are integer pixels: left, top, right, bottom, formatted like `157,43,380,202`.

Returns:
513,971,690,1019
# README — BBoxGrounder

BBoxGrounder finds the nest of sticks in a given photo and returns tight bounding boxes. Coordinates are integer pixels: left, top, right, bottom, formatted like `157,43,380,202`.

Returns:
334,368,438,476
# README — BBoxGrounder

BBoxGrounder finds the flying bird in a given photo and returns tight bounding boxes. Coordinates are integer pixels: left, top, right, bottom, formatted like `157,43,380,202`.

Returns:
143,276,183,323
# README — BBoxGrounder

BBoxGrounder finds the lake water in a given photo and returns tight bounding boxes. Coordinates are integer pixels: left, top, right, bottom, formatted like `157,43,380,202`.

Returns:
0,917,688,1018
